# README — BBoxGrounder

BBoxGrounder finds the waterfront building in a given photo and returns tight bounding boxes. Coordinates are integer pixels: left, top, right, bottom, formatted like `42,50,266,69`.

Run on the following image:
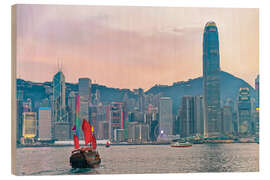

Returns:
67,91,77,136
145,104,158,138
78,78,91,139
194,95,204,136
180,96,195,138
174,109,181,135
150,120,159,141
203,21,222,137
114,129,125,142
22,112,37,143
127,122,149,143
16,90,24,143
159,97,173,136
128,122,137,142
255,75,259,140
140,123,150,142
38,107,52,141
237,88,252,136
232,112,238,136
52,71,70,140
255,75,259,108
90,102,107,138
96,121,109,140
110,102,124,141
222,106,233,136
250,97,256,135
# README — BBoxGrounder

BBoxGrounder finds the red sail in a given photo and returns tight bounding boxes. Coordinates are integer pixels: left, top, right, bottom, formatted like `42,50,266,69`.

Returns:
92,135,97,149
73,135,80,149
82,119,93,145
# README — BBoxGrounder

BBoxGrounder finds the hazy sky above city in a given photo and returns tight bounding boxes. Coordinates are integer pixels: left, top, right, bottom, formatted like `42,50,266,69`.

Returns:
16,5,259,90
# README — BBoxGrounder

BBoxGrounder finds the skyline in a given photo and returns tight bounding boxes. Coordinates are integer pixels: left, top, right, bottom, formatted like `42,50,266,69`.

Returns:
16,5,259,90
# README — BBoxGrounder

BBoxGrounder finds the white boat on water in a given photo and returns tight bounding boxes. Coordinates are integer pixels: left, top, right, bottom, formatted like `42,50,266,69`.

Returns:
171,142,192,148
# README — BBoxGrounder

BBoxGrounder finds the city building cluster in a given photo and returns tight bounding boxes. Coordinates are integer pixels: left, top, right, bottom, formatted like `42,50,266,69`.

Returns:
16,21,259,145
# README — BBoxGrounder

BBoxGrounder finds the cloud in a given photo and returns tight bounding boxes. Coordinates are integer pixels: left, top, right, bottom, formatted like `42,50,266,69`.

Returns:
16,5,259,89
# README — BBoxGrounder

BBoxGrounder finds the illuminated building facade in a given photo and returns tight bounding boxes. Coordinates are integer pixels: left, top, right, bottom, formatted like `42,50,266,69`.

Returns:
237,88,251,136
22,112,37,143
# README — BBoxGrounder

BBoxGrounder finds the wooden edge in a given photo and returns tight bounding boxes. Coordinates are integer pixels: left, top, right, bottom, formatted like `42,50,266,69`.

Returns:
11,4,17,176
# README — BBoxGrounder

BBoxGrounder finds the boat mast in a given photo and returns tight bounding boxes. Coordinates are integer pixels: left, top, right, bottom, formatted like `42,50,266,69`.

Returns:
75,95,80,138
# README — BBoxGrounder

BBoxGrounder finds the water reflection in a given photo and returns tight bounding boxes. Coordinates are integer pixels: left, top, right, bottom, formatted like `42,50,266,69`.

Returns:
16,144,259,175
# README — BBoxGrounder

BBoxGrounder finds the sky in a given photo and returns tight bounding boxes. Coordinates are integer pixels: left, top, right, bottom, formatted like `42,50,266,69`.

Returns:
16,5,259,90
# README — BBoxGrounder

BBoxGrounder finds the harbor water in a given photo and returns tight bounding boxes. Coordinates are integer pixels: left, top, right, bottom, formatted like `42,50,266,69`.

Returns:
15,143,259,175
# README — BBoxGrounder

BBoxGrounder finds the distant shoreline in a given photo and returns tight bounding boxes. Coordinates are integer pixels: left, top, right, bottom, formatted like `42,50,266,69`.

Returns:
16,142,258,148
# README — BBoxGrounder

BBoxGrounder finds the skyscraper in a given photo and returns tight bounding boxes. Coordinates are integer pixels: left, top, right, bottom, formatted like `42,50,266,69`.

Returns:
78,78,91,139
16,90,24,143
53,71,66,122
194,95,204,136
180,96,195,138
159,97,173,136
109,102,124,141
203,21,221,137
237,87,251,136
22,112,37,144
222,106,233,136
68,91,77,127
38,107,52,141
53,71,70,140
254,75,259,140
255,75,259,108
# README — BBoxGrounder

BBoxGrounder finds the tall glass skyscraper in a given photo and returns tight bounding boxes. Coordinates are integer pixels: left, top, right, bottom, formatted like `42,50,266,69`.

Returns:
237,88,251,136
159,97,173,136
203,21,221,137
78,78,91,139
53,71,66,123
53,71,70,140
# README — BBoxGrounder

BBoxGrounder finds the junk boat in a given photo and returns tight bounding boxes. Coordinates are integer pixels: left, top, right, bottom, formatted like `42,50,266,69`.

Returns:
70,147,101,168
70,95,101,169
171,142,192,148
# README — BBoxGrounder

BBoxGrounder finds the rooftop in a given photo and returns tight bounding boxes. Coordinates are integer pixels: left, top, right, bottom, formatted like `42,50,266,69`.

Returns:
205,21,216,27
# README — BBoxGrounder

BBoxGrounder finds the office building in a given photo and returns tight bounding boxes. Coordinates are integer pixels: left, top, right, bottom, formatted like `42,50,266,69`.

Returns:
194,95,204,136
22,112,37,143
96,121,109,140
222,106,233,136
38,107,52,141
180,96,195,138
114,129,125,142
159,97,173,136
110,102,124,141
16,90,24,143
52,71,70,140
78,78,91,139
237,88,251,136
203,21,221,137
255,75,259,139
127,122,149,143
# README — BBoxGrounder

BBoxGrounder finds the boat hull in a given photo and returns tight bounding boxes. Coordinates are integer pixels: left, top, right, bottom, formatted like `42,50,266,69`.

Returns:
70,149,101,168
171,144,192,148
